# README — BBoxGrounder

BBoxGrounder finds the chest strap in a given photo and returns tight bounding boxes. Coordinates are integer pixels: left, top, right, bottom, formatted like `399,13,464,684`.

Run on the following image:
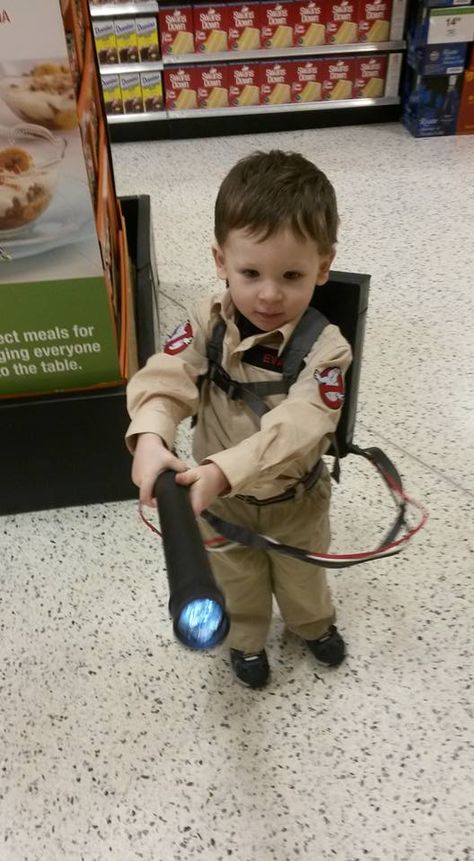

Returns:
206,307,329,418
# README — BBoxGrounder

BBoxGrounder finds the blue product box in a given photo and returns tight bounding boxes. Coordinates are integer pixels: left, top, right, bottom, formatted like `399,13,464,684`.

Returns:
403,68,463,135
408,39,468,73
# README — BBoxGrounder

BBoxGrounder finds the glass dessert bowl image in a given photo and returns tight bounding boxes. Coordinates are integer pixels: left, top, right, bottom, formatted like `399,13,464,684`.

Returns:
0,62,78,131
0,123,66,237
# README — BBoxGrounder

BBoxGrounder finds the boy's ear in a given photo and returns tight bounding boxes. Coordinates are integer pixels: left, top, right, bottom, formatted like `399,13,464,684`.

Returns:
212,242,227,281
315,248,336,286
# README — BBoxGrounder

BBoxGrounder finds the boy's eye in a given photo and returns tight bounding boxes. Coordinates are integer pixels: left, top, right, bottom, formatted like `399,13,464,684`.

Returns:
241,269,259,279
284,271,303,280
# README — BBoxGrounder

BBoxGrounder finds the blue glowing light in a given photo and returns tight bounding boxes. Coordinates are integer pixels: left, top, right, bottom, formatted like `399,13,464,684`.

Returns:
177,599,225,649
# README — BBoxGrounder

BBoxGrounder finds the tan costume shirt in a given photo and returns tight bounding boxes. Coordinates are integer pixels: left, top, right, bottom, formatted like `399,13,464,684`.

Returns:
126,290,352,500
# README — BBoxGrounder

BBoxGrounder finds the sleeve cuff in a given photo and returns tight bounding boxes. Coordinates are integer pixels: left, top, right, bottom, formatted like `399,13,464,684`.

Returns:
125,410,177,454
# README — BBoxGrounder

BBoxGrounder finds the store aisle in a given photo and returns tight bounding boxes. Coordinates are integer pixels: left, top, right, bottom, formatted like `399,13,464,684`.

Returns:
1,124,473,861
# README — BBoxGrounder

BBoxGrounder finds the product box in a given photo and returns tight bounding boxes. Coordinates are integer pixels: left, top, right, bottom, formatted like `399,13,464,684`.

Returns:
120,72,143,112
228,62,261,105
164,66,199,109
159,5,195,55
102,73,124,114
140,71,164,111
260,61,295,103
456,60,474,131
115,19,139,64
323,57,355,98
194,4,230,52
327,0,358,44
261,2,295,49
293,1,327,46
403,68,463,135
354,54,387,96
196,64,229,107
228,3,262,50
93,20,119,65
408,40,468,73
358,0,392,42
136,17,161,62
292,59,324,101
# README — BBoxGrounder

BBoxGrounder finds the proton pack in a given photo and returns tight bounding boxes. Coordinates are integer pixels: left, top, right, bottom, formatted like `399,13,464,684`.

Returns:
197,271,427,568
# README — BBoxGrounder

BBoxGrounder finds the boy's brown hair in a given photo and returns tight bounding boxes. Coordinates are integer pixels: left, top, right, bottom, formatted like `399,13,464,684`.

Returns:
214,150,339,256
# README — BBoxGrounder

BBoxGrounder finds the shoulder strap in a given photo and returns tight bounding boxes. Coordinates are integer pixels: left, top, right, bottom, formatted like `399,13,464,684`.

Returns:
282,307,329,387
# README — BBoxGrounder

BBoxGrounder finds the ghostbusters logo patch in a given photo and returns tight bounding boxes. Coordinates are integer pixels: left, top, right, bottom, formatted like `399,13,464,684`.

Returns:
164,320,193,356
314,367,344,409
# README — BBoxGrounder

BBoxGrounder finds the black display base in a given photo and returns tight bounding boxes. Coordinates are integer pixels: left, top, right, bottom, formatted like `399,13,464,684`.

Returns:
109,103,402,143
0,195,158,516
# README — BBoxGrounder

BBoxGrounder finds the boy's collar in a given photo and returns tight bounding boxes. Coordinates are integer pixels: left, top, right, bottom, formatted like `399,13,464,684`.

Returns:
216,290,306,354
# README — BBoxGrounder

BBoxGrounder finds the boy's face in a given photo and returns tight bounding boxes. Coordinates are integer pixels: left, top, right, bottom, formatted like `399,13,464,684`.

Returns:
213,227,335,332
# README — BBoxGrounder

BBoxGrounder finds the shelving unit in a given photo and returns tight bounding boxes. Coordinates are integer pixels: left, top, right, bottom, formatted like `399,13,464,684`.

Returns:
90,0,408,140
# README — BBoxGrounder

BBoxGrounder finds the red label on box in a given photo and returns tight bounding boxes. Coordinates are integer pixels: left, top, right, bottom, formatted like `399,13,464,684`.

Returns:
294,1,327,46
164,66,199,110
327,0,357,43
228,62,261,105
292,59,325,101
457,69,474,134
353,55,387,97
196,64,229,108
358,0,392,42
261,2,296,49
468,44,474,72
227,3,262,50
159,6,195,54
260,61,296,104
193,4,230,52
322,57,355,99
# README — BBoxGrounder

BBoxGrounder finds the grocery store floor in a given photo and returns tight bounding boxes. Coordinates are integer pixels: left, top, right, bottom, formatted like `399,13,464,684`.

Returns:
2,123,473,861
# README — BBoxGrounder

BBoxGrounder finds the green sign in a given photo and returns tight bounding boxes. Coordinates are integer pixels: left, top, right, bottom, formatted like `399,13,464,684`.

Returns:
0,277,121,396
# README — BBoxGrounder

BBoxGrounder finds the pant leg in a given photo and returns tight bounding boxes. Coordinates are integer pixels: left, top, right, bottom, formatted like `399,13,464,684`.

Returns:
264,468,336,641
198,496,272,653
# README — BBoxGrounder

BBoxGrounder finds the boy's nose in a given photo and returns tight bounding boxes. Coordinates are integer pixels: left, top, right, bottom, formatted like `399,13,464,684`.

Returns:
258,281,283,304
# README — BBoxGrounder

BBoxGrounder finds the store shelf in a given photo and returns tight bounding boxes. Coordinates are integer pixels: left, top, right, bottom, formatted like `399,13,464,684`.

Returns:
169,96,399,121
100,60,163,75
162,41,406,66
108,110,167,123
90,2,158,17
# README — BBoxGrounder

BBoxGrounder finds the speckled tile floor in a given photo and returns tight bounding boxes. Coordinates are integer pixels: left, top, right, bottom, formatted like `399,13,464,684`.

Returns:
1,124,473,861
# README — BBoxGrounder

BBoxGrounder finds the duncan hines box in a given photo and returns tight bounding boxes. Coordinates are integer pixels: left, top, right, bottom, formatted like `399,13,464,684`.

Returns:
228,3,262,50
354,54,387,97
136,17,161,62
115,19,139,63
294,1,327,47
196,64,229,107
292,59,324,101
159,6,195,55
260,61,295,104
323,57,355,98
358,0,392,42
261,3,296,49
228,62,261,105
140,71,164,111
101,73,123,114
194,4,229,52
93,20,119,64
120,72,143,112
327,0,358,43
164,67,198,109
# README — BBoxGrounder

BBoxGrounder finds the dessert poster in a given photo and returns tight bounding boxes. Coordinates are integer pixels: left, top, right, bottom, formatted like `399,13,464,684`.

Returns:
0,0,120,396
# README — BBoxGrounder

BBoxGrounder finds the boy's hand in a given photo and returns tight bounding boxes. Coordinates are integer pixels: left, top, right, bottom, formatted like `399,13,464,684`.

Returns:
132,432,188,507
175,462,230,516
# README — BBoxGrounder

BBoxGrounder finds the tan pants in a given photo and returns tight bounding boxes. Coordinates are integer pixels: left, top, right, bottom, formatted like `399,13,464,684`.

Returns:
199,467,335,653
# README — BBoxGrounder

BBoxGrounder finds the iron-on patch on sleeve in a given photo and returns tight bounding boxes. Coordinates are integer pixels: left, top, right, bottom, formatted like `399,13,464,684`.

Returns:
314,367,344,409
164,320,193,356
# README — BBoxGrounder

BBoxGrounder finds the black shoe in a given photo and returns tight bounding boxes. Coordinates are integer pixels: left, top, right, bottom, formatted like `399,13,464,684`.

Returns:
306,625,346,667
230,649,270,689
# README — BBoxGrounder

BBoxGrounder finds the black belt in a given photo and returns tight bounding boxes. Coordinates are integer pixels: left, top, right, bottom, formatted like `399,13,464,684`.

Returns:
235,460,323,506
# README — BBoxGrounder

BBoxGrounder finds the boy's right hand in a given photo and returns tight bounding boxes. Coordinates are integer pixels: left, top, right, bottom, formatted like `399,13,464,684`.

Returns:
132,433,189,507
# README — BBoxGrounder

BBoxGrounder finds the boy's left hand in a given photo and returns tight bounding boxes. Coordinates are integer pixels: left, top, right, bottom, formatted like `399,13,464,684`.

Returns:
175,462,230,516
